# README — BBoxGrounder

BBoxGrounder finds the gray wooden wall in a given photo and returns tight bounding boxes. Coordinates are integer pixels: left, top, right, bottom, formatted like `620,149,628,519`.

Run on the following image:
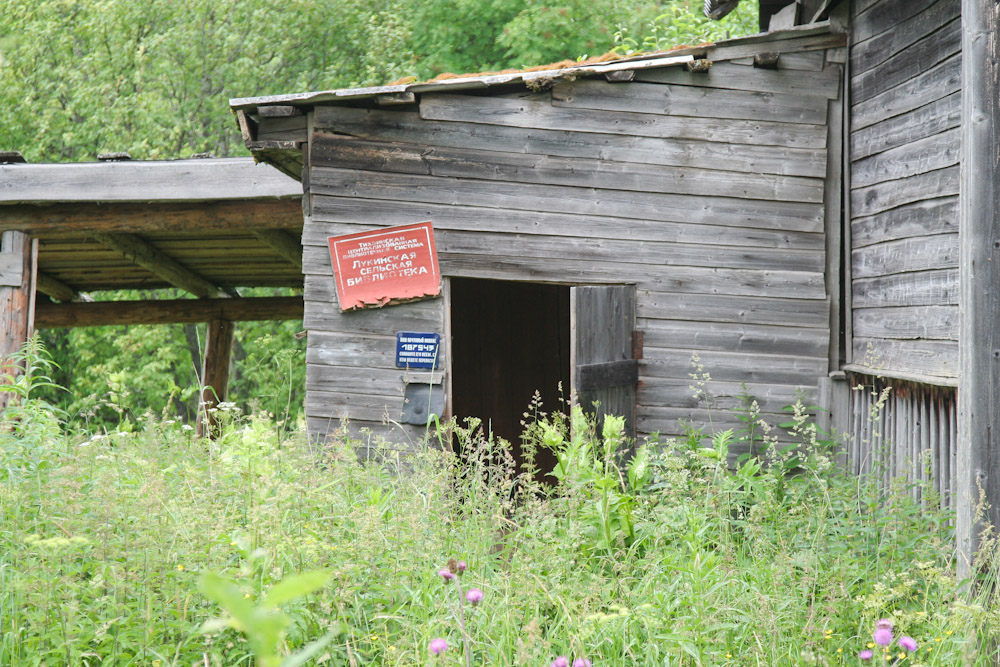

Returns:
301,44,844,453
848,0,960,380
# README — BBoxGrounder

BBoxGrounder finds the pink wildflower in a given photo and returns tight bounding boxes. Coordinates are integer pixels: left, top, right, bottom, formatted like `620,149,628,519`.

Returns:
429,638,448,655
573,660,593,667
859,649,873,660
438,568,455,581
899,636,917,652
550,658,570,667
466,588,483,606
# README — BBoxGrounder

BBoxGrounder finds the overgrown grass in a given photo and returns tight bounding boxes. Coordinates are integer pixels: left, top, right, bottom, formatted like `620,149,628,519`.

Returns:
1,382,998,665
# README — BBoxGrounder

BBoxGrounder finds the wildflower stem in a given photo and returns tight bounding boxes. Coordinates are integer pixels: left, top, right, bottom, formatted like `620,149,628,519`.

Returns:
453,577,472,667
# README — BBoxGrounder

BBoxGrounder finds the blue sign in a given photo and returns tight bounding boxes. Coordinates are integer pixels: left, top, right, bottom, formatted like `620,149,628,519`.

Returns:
396,332,441,369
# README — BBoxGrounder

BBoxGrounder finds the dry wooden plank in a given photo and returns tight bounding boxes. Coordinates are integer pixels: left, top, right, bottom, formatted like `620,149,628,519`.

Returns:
851,92,960,161
851,166,959,219
640,319,828,357
312,107,828,178
35,272,80,302
852,269,959,308
852,0,941,44
638,380,813,416
303,290,443,334
550,79,830,125
852,197,957,247
303,224,825,273
851,18,960,104
34,296,303,328
852,54,960,130
634,60,841,99
306,389,404,422
306,416,431,449
0,231,31,409
0,199,303,235
306,330,397,369
303,244,825,299
251,229,303,269
642,348,827,384
256,115,308,142
307,364,440,397
310,134,825,203
635,408,793,447
0,158,300,204
851,336,957,378
851,0,960,74
852,234,959,278
419,94,829,149
309,172,826,236
853,305,958,340
638,290,829,328
774,50,828,71
851,128,959,188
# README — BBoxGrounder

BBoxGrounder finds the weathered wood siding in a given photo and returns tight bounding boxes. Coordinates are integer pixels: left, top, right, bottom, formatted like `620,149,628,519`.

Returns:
302,46,843,453
849,0,961,379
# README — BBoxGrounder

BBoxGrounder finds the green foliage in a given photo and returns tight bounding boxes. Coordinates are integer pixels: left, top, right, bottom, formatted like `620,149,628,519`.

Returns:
2,388,996,665
613,1,759,55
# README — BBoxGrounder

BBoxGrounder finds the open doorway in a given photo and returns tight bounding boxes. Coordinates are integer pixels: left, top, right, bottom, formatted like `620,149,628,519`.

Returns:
449,278,570,478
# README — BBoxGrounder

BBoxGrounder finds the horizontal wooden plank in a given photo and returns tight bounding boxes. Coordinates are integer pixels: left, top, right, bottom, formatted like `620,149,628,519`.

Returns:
309,172,826,236
633,60,842,99
850,92,960,161
851,166,959,219
256,115,308,143
852,233,959,278
852,0,940,44
852,53,959,131
851,0,959,74
851,17,960,104
641,348,827,385
851,127,959,189
639,319,828,358
35,296,303,328
852,269,959,308
0,158,301,204
310,134,824,203
638,291,830,328
850,336,957,379
303,245,826,299
303,291,443,334
851,197,957,248
853,305,958,340
773,50,828,71
306,416,431,449
303,223,825,273
307,363,442,397
307,330,397,369
0,199,304,236
312,107,828,178
636,408,805,448
550,79,830,125
638,377,815,412
306,389,404,422
419,94,829,149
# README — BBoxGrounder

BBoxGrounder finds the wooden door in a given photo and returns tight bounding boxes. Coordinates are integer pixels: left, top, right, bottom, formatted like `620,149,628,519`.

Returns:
570,285,637,439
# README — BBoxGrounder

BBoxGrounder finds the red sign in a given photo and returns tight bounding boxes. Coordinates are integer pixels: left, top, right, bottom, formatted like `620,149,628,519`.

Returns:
328,222,441,311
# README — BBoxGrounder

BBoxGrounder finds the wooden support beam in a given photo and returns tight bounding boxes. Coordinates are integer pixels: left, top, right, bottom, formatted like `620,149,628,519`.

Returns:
957,0,1000,578
36,272,82,302
0,199,303,235
197,318,235,438
251,229,303,269
91,231,235,298
0,231,34,410
35,295,303,328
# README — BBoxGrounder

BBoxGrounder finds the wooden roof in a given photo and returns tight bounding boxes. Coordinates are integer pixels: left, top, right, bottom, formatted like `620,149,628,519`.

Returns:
0,158,304,302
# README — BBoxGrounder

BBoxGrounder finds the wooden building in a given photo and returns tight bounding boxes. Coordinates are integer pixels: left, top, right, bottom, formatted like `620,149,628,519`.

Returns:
230,25,848,457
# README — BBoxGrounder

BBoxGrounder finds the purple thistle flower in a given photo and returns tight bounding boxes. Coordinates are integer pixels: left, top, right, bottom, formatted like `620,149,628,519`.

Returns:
859,649,873,660
873,627,893,647
550,658,570,667
438,568,455,581
875,618,894,631
573,660,592,667
466,588,483,606
899,636,917,652
429,638,448,655
457,560,468,573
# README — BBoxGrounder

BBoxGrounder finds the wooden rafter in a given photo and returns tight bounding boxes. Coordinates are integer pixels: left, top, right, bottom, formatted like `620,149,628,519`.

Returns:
36,272,84,302
91,231,236,298
34,295,303,328
251,229,303,269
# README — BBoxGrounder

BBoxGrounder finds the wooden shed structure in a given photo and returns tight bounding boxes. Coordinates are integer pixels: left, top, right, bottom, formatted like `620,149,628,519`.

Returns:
230,24,848,456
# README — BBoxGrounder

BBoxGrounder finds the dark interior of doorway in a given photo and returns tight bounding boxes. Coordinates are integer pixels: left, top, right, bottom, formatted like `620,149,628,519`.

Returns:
450,278,570,482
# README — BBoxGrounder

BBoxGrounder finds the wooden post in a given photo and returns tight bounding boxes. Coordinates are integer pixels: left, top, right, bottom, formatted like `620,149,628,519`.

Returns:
0,231,35,410
957,0,1000,577
197,318,235,437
